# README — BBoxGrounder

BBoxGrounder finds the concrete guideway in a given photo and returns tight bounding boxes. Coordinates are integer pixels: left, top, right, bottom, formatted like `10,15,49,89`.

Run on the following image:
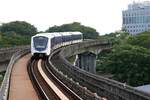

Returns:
2,40,149,100
8,54,38,100
37,59,69,100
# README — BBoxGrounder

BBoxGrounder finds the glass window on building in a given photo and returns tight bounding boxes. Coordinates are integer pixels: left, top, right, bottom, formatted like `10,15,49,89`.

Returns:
133,17,136,24
137,17,140,23
127,17,129,24
140,16,142,23
143,16,145,23
144,16,147,23
123,17,126,24
148,16,150,23
129,17,132,24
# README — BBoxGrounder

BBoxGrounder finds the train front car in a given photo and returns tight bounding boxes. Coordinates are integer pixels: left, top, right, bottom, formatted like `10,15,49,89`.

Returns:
31,32,83,57
31,35,50,57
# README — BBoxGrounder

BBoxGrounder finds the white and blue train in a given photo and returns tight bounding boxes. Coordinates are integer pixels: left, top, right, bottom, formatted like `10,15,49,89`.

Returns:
31,32,83,56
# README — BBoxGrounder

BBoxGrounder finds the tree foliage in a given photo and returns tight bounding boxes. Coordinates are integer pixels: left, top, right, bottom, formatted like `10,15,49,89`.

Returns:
127,31,150,48
0,21,37,36
46,22,99,39
97,31,150,86
0,32,30,47
97,44,150,86
98,31,130,45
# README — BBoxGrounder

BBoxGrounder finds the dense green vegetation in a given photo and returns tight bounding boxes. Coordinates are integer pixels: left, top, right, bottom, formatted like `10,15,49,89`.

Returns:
0,21,99,47
127,31,150,48
46,22,99,39
97,31,150,86
0,21,37,47
0,32,30,47
0,21,37,36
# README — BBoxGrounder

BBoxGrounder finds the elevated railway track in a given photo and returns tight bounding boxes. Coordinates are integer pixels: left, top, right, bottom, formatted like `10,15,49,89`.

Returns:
1,40,150,100
47,49,103,100
28,55,82,100
49,41,150,100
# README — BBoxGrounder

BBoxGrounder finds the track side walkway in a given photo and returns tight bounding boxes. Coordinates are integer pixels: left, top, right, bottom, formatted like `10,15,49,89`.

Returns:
9,54,38,100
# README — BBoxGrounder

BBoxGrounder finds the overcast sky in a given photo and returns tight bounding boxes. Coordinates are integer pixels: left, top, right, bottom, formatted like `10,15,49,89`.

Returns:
0,0,149,34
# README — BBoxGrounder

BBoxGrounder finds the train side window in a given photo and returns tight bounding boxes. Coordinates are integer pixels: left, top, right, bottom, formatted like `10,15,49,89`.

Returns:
51,37,55,48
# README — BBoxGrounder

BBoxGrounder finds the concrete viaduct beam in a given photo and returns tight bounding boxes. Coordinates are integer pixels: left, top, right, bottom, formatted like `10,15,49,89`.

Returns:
63,40,111,74
0,46,29,72
75,52,96,73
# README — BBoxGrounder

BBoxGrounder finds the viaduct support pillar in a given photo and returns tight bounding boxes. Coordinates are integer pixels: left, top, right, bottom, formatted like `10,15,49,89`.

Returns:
75,52,96,74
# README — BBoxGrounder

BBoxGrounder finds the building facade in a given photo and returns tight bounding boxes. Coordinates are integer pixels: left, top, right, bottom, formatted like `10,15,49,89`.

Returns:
122,1,150,34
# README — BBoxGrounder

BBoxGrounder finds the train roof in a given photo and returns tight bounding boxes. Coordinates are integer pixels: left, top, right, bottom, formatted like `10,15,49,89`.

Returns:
33,32,82,38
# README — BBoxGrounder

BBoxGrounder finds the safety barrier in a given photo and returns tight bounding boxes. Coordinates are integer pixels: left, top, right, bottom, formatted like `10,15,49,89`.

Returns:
0,47,30,100
48,49,102,100
0,46,29,62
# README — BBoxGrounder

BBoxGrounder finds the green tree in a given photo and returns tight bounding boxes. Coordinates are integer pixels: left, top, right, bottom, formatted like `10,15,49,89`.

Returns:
98,31,130,45
127,31,150,48
46,22,99,39
97,31,150,86
97,44,150,86
0,32,30,47
0,21,37,36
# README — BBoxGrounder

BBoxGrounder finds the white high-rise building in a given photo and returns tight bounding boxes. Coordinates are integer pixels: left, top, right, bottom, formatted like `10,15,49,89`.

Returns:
122,1,150,34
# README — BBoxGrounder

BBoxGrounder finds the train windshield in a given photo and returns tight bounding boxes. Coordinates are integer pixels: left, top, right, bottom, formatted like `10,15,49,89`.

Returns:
33,36,48,51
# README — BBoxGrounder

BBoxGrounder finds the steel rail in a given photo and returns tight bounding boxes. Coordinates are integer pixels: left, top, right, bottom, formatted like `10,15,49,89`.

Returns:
44,58,82,100
27,59,49,100
28,55,82,100
27,58,60,100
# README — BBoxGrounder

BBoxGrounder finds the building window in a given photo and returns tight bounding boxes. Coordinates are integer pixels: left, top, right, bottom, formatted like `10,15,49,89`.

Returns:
123,17,125,24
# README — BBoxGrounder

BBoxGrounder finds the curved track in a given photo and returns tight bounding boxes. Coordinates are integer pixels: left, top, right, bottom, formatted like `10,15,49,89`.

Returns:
27,54,82,100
